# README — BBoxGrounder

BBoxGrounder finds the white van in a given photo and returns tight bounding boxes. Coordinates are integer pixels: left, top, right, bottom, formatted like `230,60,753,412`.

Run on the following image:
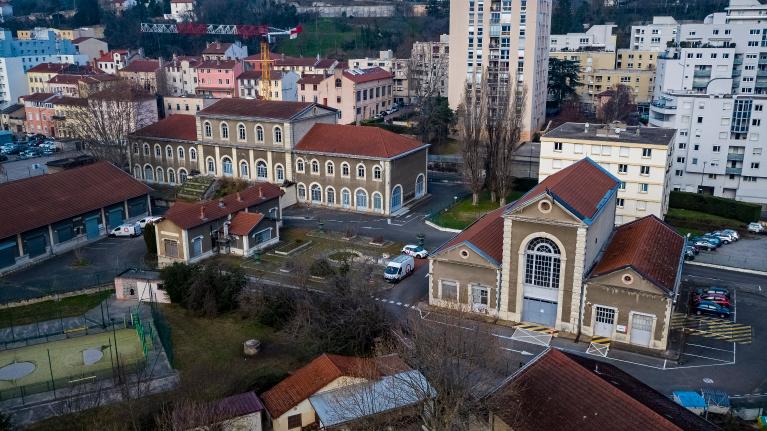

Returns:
109,223,142,238
384,254,415,283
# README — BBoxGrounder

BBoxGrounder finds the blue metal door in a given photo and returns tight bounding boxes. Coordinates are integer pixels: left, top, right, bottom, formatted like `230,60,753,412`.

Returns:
522,297,558,328
85,216,100,239
107,208,124,229
24,234,47,258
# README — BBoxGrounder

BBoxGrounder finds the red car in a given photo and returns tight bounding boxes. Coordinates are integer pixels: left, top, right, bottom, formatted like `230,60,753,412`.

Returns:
694,293,731,308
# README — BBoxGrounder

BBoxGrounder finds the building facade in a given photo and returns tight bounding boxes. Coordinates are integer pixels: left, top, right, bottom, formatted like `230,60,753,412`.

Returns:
201,41,247,61
541,123,676,224
117,59,164,93
195,59,244,98
447,0,552,141
96,48,143,74
162,55,200,96
26,62,102,94
630,16,679,51
408,34,450,103
428,159,685,351
236,70,299,101
549,24,617,52
72,36,108,62
168,0,195,21
163,95,216,116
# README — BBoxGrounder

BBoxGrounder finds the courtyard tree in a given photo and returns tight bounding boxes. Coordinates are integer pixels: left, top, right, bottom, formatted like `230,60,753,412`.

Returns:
457,79,489,206
598,84,636,124
408,44,453,147
548,58,582,109
487,85,527,206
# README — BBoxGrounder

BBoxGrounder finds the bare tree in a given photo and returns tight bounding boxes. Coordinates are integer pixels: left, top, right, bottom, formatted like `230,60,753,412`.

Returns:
68,81,158,169
408,41,451,146
488,85,528,206
598,84,636,124
457,80,488,206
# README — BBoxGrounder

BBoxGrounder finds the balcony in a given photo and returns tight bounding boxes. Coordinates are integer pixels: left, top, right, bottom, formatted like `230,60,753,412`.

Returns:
757,81,767,89
726,167,742,175
727,153,744,161
757,69,767,77
734,57,744,65
693,69,712,78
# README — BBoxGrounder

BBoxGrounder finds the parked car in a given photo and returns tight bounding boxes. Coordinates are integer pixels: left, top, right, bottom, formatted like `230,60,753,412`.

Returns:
694,287,730,298
691,238,717,251
109,223,142,238
710,231,735,244
402,245,428,259
384,254,415,283
721,229,740,240
0,154,6,162
699,235,722,247
748,222,765,234
693,300,731,319
685,245,699,255
684,248,696,260
695,293,731,308
137,216,163,228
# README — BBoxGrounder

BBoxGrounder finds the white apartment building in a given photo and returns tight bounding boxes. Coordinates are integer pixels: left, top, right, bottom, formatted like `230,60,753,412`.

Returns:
630,17,679,51
649,0,767,211
448,0,552,141
541,123,675,225
162,55,200,96
349,50,395,70
409,34,450,102
549,24,617,52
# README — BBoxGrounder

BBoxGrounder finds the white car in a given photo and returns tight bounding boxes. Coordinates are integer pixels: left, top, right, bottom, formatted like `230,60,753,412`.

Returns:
402,245,428,259
138,215,163,228
748,222,765,234
109,223,142,238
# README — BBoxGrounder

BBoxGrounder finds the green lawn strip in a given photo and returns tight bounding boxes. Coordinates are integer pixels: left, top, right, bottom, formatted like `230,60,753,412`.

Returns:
665,207,745,232
0,290,112,329
430,191,524,230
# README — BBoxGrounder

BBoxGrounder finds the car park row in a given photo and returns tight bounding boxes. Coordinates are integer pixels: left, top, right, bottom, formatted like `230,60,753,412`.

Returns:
685,228,740,258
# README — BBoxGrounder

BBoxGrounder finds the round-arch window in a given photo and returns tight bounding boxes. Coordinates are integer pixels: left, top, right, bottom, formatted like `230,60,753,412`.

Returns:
460,249,469,259
524,238,561,289
538,200,552,213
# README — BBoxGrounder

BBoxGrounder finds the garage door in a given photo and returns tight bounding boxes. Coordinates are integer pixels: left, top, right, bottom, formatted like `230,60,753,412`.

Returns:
594,306,615,338
0,241,17,269
85,216,100,239
522,297,557,328
128,198,147,218
24,234,47,258
107,208,124,229
630,314,654,347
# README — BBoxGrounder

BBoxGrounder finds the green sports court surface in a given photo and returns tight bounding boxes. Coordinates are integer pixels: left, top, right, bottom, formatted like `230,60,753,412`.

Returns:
0,329,145,390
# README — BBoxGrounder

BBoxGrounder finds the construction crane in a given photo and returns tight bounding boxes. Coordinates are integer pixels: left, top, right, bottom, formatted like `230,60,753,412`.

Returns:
140,22,302,100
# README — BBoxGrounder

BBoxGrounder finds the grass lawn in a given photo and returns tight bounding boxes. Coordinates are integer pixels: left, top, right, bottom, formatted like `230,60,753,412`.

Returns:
665,208,744,233
275,18,360,57
0,290,112,329
430,191,524,230
430,138,460,156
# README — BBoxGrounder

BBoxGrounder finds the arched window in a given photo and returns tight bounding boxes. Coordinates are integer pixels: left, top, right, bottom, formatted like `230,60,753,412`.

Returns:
341,189,351,208
341,162,350,177
256,160,268,180
373,192,383,212
166,145,173,159
133,165,141,179
144,165,154,181
190,148,197,161
275,164,285,182
154,144,161,157
220,122,229,139
204,121,212,137
132,143,139,154
326,187,336,205
524,238,561,289
143,143,149,156
206,157,215,174
156,167,164,183
296,158,305,173
391,185,402,212
179,169,188,183
274,126,282,144
256,125,264,142
373,165,382,180
326,161,334,175
177,146,185,159
240,161,250,178
356,164,365,179
222,157,233,176
355,189,368,210
415,174,425,198
237,123,246,141
311,160,319,174
297,183,306,201
310,184,322,203
168,169,176,184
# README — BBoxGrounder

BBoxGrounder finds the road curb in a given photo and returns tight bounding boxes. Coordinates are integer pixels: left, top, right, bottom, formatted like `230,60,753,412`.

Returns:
424,220,462,233
687,261,767,276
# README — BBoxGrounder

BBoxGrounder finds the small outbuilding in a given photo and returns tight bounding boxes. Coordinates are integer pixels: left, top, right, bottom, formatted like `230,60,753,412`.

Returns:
114,268,169,303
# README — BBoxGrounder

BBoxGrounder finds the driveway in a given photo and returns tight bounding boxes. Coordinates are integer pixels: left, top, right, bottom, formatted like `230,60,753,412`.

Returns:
0,236,147,303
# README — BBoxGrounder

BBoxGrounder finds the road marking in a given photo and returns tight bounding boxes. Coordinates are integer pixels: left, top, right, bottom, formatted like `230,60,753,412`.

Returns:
686,343,735,353
501,347,534,356
682,352,731,363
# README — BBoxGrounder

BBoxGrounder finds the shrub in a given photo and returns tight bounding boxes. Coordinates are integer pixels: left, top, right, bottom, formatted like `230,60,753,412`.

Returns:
310,258,335,278
143,223,157,255
669,191,760,223
513,177,538,193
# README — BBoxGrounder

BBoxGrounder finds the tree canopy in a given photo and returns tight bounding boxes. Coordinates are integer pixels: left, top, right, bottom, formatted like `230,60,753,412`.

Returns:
548,58,583,108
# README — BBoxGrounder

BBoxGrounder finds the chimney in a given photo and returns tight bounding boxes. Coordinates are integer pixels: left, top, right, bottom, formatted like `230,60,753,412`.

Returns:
236,192,243,202
258,187,263,198
218,198,225,208
200,206,205,220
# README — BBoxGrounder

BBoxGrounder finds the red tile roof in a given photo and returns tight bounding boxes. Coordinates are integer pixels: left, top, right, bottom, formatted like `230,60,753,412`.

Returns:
435,204,509,266
261,354,409,418
196,59,239,70
22,93,55,103
509,158,619,223
343,67,393,84
228,212,265,236
119,59,161,73
297,73,326,85
489,349,716,431
131,114,197,141
590,215,684,293
211,391,265,419
274,55,320,67
295,124,425,159
237,70,284,80
96,50,129,62
26,63,100,75
199,99,317,119
72,36,99,44
163,184,282,230
0,161,151,239
202,42,233,54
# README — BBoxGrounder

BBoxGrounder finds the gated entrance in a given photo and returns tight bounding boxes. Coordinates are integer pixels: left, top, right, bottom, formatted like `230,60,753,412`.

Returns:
522,297,557,328
594,306,616,338
630,313,654,347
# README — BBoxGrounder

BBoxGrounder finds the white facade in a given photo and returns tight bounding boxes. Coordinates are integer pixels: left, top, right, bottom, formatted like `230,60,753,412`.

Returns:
448,0,552,141
163,56,199,96
648,0,767,211
549,24,617,52
541,123,675,225
630,16,679,51
349,50,395,71
168,0,195,21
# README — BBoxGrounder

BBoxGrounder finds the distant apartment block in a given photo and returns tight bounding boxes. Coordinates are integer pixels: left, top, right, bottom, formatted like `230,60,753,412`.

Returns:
96,48,144,74
117,58,164,93
201,41,247,61
549,24,617,52
195,59,244,98
236,70,299,101
163,55,200,96
630,17,679,51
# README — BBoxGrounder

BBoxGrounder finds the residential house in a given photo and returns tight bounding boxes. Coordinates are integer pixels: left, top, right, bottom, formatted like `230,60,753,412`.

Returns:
540,122,676,224
168,0,195,21
114,269,168,303
26,62,102,94
293,124,429,216
153,184,282,267
96,48,143,74
195,59,244,98
52,96,88,138
485,348,717,431
163,95,216,116
261,353,416,431
48,73,121,98
297,67,394,124
236,70,299,101
118,59,164,93
72,37,108,62
248,53,338,77
0,103,25,135
162,55,200,96
0,161,151,275
201,41,248,61
22,93,57,136
428,158,685,351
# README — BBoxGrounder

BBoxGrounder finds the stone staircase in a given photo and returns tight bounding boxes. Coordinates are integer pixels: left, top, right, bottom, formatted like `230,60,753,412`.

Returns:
176,175,216,202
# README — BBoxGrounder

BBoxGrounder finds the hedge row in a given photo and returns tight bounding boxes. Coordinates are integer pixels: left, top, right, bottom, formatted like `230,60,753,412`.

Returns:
668,191,760,223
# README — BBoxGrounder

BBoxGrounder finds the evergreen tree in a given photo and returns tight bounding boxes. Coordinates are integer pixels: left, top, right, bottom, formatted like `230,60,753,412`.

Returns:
548,58,583,108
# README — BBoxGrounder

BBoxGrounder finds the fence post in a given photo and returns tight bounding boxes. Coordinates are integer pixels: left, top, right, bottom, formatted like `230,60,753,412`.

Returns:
47,348,56,396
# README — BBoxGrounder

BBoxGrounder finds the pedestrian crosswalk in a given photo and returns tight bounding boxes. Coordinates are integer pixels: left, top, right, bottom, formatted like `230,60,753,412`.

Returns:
371,296,419,310
671,313,752,344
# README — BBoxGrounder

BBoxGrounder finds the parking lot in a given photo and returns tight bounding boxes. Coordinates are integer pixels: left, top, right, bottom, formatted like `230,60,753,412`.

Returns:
691,234,767,272
1,148,84,183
